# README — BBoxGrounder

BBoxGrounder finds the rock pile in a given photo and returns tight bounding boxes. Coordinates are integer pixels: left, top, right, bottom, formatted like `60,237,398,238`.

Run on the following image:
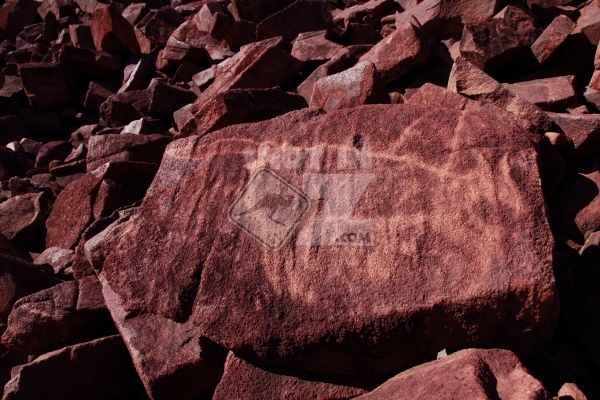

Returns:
0,0,599,399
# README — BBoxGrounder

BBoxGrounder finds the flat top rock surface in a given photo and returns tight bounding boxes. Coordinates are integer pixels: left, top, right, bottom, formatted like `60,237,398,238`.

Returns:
102,104,557,376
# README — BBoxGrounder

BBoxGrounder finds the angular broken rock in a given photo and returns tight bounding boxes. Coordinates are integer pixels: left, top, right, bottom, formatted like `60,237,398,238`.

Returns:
290,30,345,62
102,105,558,376
213,352,379,400
359,19,430,84
309,60,390,111
354,348,551,400
548,155,600,245
0,148,32,181
228,0,294,24
191,39,304,110
18,63,76,109
459,5,542,75
503,76,577,112
2,335,145,399
529,14,576,67
45,161,160,249
33,247,74,276
58,45,121,78
451,57,553,132
333,0,395,29
179,87,307,138
0,193,50,252
85,134,170,172
90,4,140,55
256,0,333,41
99,273,227,400
0,254,60,323
1,276,115,356
395,0,508,39
548,112,600,159
99,89,151,128
148,79,197,116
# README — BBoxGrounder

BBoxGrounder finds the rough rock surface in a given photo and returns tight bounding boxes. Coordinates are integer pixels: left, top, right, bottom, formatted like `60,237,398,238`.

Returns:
213,352,379,400
102,105,558,376
359,20,430,84
354,348,552,400
309,60,390,111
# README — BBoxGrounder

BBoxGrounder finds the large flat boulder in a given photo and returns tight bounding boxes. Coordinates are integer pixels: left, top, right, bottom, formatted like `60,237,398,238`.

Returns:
102,104,558,376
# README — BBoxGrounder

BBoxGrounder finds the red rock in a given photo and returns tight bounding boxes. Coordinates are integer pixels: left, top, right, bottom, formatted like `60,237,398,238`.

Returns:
90,4,140,55
333,0,394,29
121,2,149,26
68,23,94,49
291,30,344,62
1,276,114,356
0,345,27,394
99,89,151,128
309,60,389,111
503,76,577,112
0,233,21,259
35,141,72,168
33,247,73,276
148,79,197,116
548,113,600,159
121,117,169,136
45,161,161,249
0,116,28,147
0,193,50,252
354,349,551,400
58,45,121,77
37,0,77,20
102,105,557,376
256,0,333,41
451,57,552,133
529,14,576,66
0,253,60,323
0,148,34,181
197,2,256,51
191,39,304,110
99,273,227,400
74,0,108,14
83,79,116,111
2,335,146,399
459,5,542,76
85,134,169,172
297,49,355,102
359,19,430,84
0,0,41,41
139,6,184,47
548,156,600,245
178,87,307,138
213,352,379,400
18,63,75,109
228,0,294,24
572,0,600,46
118,56,151,93
173,62,204,83
395,0,508,39
558,382,588,400
340,22,382,45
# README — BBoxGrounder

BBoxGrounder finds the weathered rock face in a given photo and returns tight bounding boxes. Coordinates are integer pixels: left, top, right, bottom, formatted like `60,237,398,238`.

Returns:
90,4,140,55
1,276,115,356
359,20,430,84
179,87,307,138
459,5,542,76
503,76,577,112
99,273,227,400
255,0,333,41
0,193,50,252
2,335,146,400
354,348,552,400
102,105,558,376
0,254,61,324
213,352,379,400
309,60,390,111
